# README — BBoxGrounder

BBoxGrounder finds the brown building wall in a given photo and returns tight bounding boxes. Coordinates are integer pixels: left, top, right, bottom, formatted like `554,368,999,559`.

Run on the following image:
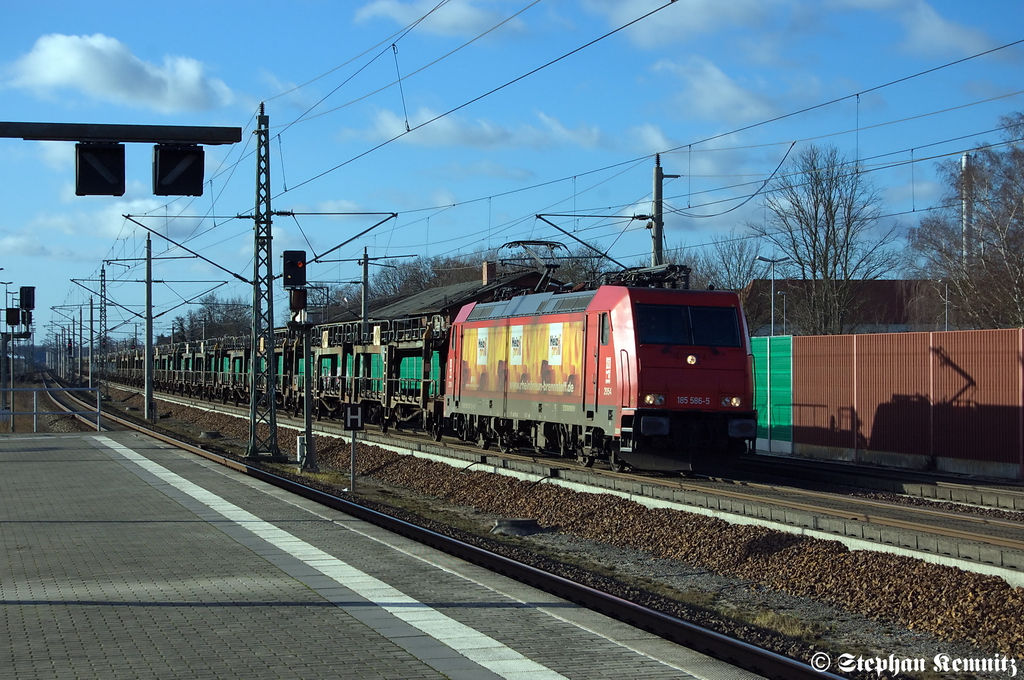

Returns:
790,329,1024,477
791,335,855,452
857,332,932,459
929,329,1022,465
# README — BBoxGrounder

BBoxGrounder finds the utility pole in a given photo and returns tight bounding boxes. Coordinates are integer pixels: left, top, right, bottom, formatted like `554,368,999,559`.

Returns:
100,266,107,397
78,306,83,386
352,247,370,493
89,298,94,389
650,154,679,267
961,152,973,266
145,234,155,422
284,249,318,472
247,103,283,460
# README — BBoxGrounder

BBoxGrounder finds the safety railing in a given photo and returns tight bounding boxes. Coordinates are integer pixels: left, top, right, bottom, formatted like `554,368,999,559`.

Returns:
0,387,101,433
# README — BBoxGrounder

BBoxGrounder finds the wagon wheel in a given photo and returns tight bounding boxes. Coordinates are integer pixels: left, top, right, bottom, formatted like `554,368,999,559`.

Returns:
430,419,443,442
557,426,576,459
497,434,514,454
476,431,490,450
609,451,629,473
576,452,596,468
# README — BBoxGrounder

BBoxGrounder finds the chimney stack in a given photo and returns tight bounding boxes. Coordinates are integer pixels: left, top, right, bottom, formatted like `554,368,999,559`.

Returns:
482,261,497,285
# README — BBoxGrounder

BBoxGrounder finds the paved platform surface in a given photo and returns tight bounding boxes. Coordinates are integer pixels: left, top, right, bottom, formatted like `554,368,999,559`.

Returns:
0,431,765,679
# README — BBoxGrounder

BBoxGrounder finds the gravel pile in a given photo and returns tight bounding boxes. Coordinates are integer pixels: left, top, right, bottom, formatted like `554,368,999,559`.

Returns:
107,391,1015,671
319,441,1024,658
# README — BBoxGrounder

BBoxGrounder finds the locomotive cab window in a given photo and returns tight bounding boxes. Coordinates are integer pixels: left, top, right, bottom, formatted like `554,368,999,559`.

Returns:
636,305,741,348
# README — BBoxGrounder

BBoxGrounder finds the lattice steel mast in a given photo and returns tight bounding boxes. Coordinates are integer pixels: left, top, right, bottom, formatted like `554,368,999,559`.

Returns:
247,103,282,459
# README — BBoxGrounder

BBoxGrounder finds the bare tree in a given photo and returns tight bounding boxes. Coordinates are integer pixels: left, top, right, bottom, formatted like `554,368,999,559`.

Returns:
664,233,768,331
371,251,493,297
908,113,1024,329
750,144,902,335
675,231,763,292
172,292,250,341
552,245,615,286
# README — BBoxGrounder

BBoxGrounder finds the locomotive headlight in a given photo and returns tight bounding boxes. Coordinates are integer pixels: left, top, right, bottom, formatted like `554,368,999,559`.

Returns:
721,396,743,407
643,393,665,405
686,354,699,365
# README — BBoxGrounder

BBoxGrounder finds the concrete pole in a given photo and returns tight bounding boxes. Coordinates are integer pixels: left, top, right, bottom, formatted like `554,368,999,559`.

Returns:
302,323,318,472
961,152,973,266
89,298,94,389
78,306,83,385
650,154,679,267
145,234,155,422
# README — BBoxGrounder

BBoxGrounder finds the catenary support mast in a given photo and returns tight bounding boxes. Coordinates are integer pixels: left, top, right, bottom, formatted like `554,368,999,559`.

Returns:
247,103,282,459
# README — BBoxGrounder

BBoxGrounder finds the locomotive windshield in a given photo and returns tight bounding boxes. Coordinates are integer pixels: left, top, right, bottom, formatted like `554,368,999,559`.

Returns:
636,304,742,347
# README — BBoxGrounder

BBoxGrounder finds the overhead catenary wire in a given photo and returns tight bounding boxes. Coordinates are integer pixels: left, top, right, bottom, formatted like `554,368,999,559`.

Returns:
72,26,1024,332
278,1,680,197
120,28,1024,272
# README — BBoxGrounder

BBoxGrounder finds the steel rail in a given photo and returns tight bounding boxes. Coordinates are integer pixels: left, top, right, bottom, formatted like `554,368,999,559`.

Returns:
39,375,114,432
101,376,1024,553
58,374,834,680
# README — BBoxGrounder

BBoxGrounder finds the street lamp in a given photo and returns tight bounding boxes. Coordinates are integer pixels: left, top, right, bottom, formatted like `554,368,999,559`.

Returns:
755,255,789,454
778,291,787,336
756,256,790,336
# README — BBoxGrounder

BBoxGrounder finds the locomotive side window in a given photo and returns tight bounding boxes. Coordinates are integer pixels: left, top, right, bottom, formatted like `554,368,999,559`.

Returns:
636,305,741,347
600,313,610,346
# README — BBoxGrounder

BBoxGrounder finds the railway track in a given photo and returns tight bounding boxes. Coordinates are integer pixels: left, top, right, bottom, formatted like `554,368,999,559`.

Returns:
42,372,839,680
735,453,1024,511
96,376,1024,571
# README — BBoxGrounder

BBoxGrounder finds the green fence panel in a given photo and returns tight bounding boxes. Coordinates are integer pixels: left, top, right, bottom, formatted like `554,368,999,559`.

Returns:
751,336,793,442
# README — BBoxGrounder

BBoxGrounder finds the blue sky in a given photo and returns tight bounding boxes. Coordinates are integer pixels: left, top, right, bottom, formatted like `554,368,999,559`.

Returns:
1,0,1022,343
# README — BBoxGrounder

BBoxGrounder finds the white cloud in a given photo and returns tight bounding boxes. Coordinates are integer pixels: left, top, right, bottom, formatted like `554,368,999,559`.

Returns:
627,123,678,155
355,0,525,37
343,107,607,150
318,199,366,214
439,159,534,182
0,231,54,259
35,141,74,171
655,57,775,124
9,34,233,113
829,0,996,57
896,1,995,57
582,0,778,48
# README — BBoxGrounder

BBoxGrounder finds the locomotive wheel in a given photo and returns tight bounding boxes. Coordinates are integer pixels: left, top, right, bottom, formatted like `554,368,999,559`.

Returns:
557,426,576,458
576,452,595,467
609,451,629,473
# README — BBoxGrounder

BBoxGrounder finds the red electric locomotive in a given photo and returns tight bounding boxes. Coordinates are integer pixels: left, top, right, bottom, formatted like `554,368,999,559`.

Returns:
444,284,756,472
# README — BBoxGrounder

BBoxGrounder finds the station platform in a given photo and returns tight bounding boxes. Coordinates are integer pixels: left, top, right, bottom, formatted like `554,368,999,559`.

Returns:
0,431,764,679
